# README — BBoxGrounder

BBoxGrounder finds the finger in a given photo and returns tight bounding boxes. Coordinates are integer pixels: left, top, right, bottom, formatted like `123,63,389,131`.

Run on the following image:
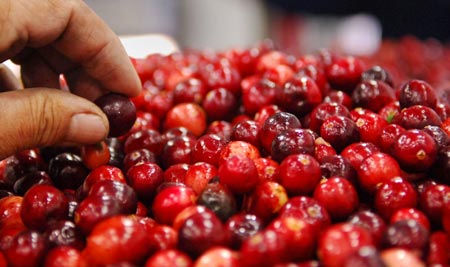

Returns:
0,64,22,92
19,51,60,89
0,88,109,159
64,68,108,101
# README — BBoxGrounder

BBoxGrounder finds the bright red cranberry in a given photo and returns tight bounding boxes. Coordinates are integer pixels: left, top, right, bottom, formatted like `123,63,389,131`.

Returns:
392,129,438,172
262,64,295,86
318,223,374,267
194,247,239,267
313,177,359,221
95,93,137,137
382,219,430,257
341,142,380,170
144,249,193,267
205,120,233,141
390,208,430,232
142,90,174,119
178,208,228,257
4,230,48,267
219,140,260,166
218,154,259,195
88,180,137,214
225,213,264,249
270,128,315,163
419,184,450,226
357,152,402,193
319,155,357,184
276,76,322,117
0,196,24,229
202,88,238,121
2,149,47,189
266,216,316,262
231,120,261,148
253,157,279,183
239,229,289,266
259,112,302,153
161,135,196,169
83,215,151,266
278,154,321,195
242,78,278,116
253,104,281,127
129,111,160,133
427,231,450,265
126,162,163,200
146,224,178,254
352,80,396,112
20,185,68,231
173,77,207,105
278,196,331,233
374,177,418,220
256,51,290,73
323,90,353,110
80,141,110,170
184,162,217,195
351,109,388,144
199,58,241,94
398,79,437,109
314,137,337,163
191,134,227,166
361,65,394,86
348,210,387,247
164,103,207,137
124,129,163,155
152,185,196,225
44,246,86,267
296,64,328,94
325,56,365,92
245,181,288,222
197,182,236,222
343,246,386,267
378,100,401,123
79,165,126,198
123,148,157,172
163,163,189,184
393,105,442,129
48,153,89,190
13,170,53,196
320,115,360,152
377,124,406,153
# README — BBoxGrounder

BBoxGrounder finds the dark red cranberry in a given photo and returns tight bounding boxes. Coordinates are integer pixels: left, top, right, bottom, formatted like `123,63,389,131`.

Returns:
319,155,357,184
173,78,207,105
343,246,386,267
13,170,53,196
196,181,236,222
161,136,196,169
2,149,46,189
320,115,360,152
423,125,450,149
4,230,48,267
392,129,438,172
231,120,261,148
259,111,302,153
323,90,352,110
225,213,264,249
48,153,89,190
382,219,430,257
296,64,328,94
393,105,442,129
45,220,84,249
352,80,396,112
105,138,125,168
95,93,137,137
271,128,316,163
419,184,450,226
124,129,163,155
191,134,227,166
361,65,394,86
88,180,138,214
123,148,157,172
348,210,387,247
202,87,238,121
398,79,437,109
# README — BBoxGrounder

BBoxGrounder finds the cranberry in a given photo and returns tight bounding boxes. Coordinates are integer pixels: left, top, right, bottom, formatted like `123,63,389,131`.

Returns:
423,125,450,149
357,152,402,193
259,112,302,153
245,181,288,222
88,180,138,214
308,102,350,134
253,157,280,183
194,247,239,267
173,77,207,105
44,246,86,267
219,140,260,166
382,219,430,257
419,184,450,226
341,142,380,170
239,229,289,266
178,208,228,257
205,120,233,141
164,103,207,137
151,185,196,225
0,196,24,229
351,109,388,144
142,90,173,119
348,210,387,247
95,93,137,137
124,129,163,155
352,80,396,112
45,220,84,249
390,208,430,232
196,181,236,222
20,184,68,231
225,213,264,249
394,105,442,129
319,155,357,184
323,90,353,110
398,79,437,109
427,231,450,265
361,65,394,86
3,230,48,267
13,170,53,196
242,78,278,116
392,129,438,172
433,145,450,184
231,120,261,148
48,153,89,190
218,154,259,195
144,249,193,267
318,223,374,267
161,135,196,169
190,134,227,166
313,137,337,163
126,162,164,200
377,124,407,153
184,162,217,195
202,88,238,121
343,246,386,267
325,56,365,92
146,225,178,254
253,104,281,127
313,177,359,221
163,163,189,184
278,154,321,195
374,177,418,220
320,115,360,152
123,148,157,172
80,141,111,170
271,128,315,162
199,58,241,94
130,111,160,133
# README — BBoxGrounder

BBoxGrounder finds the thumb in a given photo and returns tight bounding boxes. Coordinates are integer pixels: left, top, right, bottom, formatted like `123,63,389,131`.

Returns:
0,88,109,159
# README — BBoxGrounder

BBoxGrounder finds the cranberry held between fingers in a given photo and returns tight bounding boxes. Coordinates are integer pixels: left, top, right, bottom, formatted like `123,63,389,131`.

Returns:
278,154,321,195
20,184,68,231
95,93,137,137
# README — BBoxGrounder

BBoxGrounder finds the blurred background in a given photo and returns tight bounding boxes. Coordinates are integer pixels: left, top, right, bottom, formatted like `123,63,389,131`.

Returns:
84,0,450,56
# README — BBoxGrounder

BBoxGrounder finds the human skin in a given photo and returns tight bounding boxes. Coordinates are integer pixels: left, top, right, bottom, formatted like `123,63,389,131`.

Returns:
0,0,141,159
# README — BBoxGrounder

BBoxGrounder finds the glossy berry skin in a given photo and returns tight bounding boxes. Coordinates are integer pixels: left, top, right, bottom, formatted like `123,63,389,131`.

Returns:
374,177,418,221
259,112,302,153
323,90,353,110
319,155,357,184
190,134,227,166
320,115,360,152
394,105,442,129
123,148,157,172
4,230,48,267
361,65,394,86
427,231,450,265
419,184,450,226
278,154,321,195
124,129,164,155
0,195,24,229
164,103,207,137
340,142,380,170
95,93,137,137
318,223,374,267
245,181,288,222
202,87,238,121
382,219,430,256
172,77,207,105
45,220,84,249
126,162,164,200
48,153,89,190
325,56,365,92
313,177,359,221
196,182,236,222
194,247,240,267
239,229,289,266
348,210,387,247
13,170,53,196
225,213,264,249
80,141,111,170
398,79,437,109
343,246,386,267
178,208,228,257
241,78,278,116
219,141,260,166
161,136,196,169
308,102,350,134
231,120,261,148
146,225,178,254
392,129,438,172
357,152,402,193
352,79,396,112
377,124,406,153
351,109,388,144
44,246,86,267
253,157,279,183
218,154,259,195
276,76,323,117
82,215,151,266
152,185,196,225
88,180,138,215
144,249,193,267
271,128,316,163
20,185,68,231
390,208,430,232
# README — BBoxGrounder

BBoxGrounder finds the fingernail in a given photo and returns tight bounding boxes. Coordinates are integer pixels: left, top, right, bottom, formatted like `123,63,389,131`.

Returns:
67,114,108,143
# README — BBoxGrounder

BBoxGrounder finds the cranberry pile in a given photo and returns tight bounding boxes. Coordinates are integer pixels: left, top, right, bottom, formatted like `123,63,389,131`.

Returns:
2,37,450,267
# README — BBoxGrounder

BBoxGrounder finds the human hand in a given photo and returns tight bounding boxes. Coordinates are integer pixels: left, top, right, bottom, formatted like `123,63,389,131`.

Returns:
0,0,141,159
